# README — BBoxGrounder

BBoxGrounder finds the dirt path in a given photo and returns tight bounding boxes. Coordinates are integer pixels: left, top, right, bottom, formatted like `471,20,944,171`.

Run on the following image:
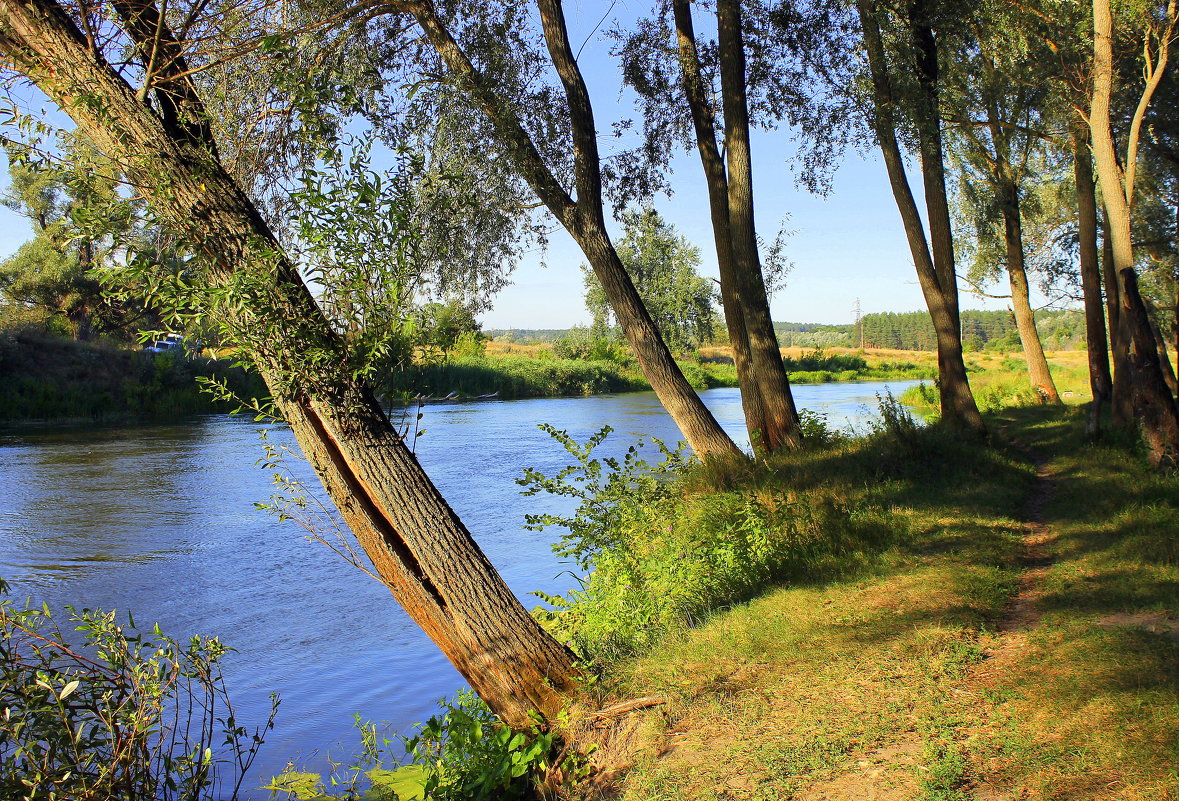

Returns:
997,447,1057,633
792,444,1057,801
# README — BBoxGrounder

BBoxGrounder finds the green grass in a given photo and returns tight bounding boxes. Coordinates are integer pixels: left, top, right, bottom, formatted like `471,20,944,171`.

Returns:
0,329,265,423
956,406,1179,800
556,402,1179,801
385,354,741,400
388,349,935,402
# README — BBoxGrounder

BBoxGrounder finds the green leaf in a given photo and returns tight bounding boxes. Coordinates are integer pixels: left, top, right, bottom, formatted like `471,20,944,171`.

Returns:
369,765,428,800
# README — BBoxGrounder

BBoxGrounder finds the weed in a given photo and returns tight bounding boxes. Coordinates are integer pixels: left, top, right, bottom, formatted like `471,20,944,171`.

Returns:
267,692,563,801
0,591,275,800
919,739,971,801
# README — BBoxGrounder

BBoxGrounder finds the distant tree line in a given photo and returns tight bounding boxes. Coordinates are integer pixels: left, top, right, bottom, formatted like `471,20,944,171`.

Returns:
860,310,1088,352
493,311,1091,353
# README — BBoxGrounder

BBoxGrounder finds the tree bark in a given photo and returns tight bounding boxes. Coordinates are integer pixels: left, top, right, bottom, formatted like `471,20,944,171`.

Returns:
1146,304,1179,395
1089,0,1179,466
1073,125,1112,434
999,184,1060,402
671,0,767,448
1101,216,1134,425
714,0,802,451
1122,269,1179,466
408,0,740,458
856,0,985,434
0,0,579,726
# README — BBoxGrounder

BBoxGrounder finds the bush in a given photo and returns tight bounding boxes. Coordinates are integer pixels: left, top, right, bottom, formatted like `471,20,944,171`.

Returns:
0,586,275,801
388,355,649,400
267,692,564,801
518,426,865,662
782,348,868,373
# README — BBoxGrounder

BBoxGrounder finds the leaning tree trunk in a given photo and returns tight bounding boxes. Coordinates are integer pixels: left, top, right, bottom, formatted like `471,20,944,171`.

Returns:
857,0,985,434
672,0,767,448
1073,126,1112,434
1000,184,1061,402
715,0,802,451
0,0,579,726
410,0,739,459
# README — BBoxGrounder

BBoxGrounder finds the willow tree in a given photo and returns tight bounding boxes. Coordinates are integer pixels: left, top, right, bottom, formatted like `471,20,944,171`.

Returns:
614,0,854,452
855,0,985,434
942,28,1061,403
0,0,579,726
392,0,739,458
1088,0,1179,465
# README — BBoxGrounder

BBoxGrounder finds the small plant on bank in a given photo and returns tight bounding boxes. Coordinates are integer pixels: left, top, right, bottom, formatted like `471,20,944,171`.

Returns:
0,585,275,801
266,692,562,801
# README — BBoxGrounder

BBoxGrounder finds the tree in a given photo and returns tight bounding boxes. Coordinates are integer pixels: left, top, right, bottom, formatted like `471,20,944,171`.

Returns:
855,0,986,434
583,208,717,354
398,0,740,458
1088,0,1179,465
615,0,854,451
0,0,579,726
1009,0,1116,431
419,299,484,354
0,137,141,339
942,23,1061,402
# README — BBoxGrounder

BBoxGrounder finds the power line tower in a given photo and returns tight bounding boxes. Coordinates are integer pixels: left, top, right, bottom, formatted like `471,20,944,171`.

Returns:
852,297,864,349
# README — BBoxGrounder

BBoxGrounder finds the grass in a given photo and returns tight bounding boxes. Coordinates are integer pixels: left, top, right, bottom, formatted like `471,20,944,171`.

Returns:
903,349,1093,414
0,329,265,423
558,399,1179,801
952,405,1179,800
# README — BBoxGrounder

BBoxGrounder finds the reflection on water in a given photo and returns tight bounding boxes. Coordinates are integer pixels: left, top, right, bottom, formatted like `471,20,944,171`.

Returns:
0,381,918,793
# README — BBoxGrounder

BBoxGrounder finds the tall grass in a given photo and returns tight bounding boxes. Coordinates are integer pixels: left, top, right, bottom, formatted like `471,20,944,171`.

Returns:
0,330,264,422
384,354,739,400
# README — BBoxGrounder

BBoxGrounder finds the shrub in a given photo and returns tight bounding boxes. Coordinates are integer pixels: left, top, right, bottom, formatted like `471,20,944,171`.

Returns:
267,692,563,801
0,587,275,801
518,426,864,662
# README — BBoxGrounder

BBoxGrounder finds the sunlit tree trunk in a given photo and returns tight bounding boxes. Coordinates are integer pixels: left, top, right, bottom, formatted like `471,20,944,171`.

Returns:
671,0,767,448
0,0,579,726
998,185,1060,402
857,0,985,434
714,0,802,451
1101,217,1134,426
1089,0,1179,465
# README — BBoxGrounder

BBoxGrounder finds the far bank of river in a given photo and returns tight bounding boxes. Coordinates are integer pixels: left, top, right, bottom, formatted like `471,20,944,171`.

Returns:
0,381,919,792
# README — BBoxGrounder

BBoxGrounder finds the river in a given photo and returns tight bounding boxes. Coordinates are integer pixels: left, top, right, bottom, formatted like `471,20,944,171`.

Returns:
0,380,918,793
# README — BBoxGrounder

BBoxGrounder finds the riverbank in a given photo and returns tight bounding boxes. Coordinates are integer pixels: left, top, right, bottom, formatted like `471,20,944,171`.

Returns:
5,330,1086,420
899,349,1092,414
388,343,938,402
562,404,1179,800
0,330,265,423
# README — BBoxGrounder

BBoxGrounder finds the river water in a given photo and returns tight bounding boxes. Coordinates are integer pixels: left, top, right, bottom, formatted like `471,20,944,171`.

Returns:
0,381,917,793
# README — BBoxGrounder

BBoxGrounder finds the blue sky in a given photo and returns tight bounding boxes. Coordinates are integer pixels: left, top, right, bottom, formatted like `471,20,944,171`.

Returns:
0,1,1044,330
